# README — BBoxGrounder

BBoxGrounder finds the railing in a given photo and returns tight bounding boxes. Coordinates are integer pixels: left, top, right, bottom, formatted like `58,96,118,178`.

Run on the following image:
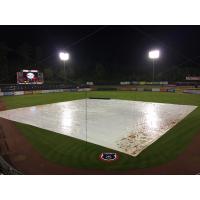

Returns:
0,156,22,175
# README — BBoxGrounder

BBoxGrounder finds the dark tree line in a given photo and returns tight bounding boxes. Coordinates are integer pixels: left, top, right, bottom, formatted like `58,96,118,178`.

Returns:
0,42,62,84
0,42,199,84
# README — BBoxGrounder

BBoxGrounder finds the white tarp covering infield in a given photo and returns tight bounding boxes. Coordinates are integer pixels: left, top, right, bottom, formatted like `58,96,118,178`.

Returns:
0,99,197,157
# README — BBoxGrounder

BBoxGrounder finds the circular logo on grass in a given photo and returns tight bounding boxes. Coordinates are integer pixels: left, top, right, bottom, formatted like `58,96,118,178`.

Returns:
99,152,119,162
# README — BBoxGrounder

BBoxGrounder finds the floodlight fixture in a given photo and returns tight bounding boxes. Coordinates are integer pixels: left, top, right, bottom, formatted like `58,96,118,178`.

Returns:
148,49,160,59
59,52,69,61
148,49,160,81
59,52,70,83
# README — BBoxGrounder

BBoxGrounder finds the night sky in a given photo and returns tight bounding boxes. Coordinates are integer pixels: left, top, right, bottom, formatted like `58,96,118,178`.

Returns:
0,25,200,82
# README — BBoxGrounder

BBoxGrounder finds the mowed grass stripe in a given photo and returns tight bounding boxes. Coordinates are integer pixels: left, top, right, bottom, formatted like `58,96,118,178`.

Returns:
1,91,200,170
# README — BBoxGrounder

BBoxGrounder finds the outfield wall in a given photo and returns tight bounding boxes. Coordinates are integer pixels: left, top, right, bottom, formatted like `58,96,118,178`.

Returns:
1,86,193,97
183,89,200,94
0,88,92,97
0,87,177,97
92,85,176,93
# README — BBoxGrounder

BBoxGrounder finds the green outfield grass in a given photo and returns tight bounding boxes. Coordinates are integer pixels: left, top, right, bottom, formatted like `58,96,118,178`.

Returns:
1,91,200,171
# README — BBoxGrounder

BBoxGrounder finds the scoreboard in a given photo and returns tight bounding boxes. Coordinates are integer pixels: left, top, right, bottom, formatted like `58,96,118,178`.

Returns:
17,70,44,84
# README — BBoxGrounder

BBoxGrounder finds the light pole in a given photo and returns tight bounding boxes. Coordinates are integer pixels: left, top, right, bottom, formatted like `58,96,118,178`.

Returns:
59,52,69,82
148,49,160,82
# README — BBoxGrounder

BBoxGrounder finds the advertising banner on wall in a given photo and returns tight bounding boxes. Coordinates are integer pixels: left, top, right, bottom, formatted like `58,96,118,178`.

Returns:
186,76,200,81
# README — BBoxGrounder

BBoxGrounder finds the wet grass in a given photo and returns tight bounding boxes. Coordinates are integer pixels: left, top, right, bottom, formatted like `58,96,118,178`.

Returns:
1,91,200,171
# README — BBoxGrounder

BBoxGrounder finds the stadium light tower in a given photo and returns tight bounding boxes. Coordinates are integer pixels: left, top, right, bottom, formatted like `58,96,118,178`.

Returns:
59,52,70,81
148,49,160,82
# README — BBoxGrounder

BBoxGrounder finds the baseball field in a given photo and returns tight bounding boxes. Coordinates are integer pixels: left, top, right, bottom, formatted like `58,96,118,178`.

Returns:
0,91,200,174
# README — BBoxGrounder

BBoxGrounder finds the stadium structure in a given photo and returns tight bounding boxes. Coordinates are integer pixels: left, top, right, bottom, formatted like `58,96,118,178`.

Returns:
0,69,200,174
0,26,200,175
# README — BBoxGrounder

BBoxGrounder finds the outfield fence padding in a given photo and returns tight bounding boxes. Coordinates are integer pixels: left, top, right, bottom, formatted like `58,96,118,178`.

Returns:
24,91,33,95
152,88,160,92
3,91,14,96
14,91,24,96
0,87,179,97
183,89,200,94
